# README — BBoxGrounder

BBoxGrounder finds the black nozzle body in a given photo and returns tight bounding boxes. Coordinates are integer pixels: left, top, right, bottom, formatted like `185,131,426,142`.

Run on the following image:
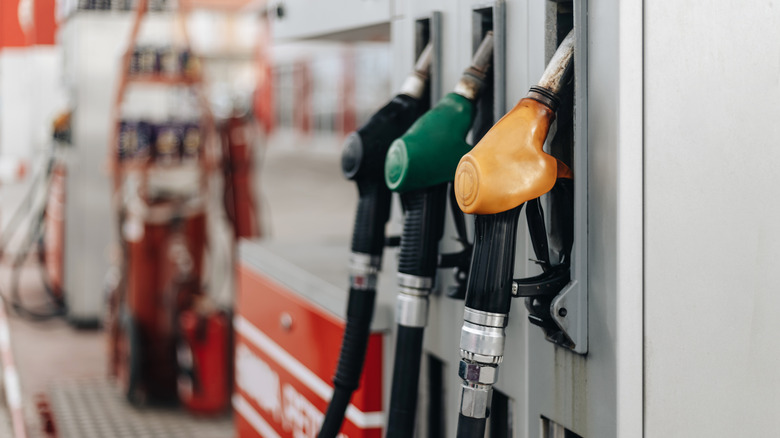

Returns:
464,206,523,315
397,184,448,278
342,94,428,256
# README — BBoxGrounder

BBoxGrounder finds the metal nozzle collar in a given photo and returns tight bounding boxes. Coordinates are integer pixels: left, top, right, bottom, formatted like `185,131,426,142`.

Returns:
349,252,381,290
464,307,507,328
349,252,381,274
526,86,561,112
397,272,433,291
459,321,505,365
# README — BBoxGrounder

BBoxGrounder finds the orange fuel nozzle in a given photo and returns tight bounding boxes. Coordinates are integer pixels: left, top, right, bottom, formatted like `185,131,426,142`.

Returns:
454,30,574,215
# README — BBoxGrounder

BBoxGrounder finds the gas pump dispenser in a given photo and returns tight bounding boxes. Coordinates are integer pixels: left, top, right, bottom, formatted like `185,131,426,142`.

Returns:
382,32,494,438
452,30,575,437
317,44,433,438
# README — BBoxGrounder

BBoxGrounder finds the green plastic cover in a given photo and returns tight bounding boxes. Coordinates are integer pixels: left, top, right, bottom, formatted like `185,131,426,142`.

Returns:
384,93,475,193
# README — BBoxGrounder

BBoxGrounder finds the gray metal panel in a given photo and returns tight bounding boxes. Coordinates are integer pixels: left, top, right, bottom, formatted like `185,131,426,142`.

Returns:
644,2,780,436
392,1,642,436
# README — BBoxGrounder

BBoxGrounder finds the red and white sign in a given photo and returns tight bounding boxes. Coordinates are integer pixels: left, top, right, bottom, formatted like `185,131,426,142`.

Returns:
234,265,384,438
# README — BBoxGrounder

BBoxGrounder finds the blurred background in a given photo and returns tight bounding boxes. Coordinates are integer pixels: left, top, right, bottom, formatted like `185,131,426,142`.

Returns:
0,0,391,436
6,1,778,437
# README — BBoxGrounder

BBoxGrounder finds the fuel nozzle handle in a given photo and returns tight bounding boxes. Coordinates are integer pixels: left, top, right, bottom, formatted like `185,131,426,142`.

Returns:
319,47,432,438
383,34,493,438
341,43,434,256
454,30,575,437
454,207,521,430
454,29,574,216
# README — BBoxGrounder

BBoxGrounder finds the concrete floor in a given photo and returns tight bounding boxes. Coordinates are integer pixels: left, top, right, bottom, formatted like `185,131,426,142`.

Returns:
0,130,353,437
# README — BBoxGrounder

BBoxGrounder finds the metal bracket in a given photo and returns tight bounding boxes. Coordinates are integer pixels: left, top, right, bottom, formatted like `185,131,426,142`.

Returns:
550,279,586,354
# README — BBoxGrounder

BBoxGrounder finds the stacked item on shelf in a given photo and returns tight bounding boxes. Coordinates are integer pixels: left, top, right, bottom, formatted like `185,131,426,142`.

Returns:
128,46,200,78
77,0,169,12
118,119,203,165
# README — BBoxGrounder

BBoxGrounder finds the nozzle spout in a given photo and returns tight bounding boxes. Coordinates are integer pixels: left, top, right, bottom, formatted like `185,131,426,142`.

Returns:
469,31,495,78
454,31,494,101
537,29,575,95
414,43,434,79
400,42,434,99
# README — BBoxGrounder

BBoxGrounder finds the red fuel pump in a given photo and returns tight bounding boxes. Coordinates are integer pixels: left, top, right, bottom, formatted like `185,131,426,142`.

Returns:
115,206,206,403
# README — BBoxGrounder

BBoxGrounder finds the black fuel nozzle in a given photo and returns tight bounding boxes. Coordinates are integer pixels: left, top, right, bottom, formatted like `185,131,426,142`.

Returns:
318,44,433,438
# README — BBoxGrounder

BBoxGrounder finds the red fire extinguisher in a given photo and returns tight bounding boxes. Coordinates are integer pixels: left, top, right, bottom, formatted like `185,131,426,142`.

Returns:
177,306,231,415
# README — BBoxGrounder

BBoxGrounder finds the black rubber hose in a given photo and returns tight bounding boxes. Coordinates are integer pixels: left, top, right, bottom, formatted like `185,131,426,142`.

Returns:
319,288,376,437
456,413,487,438
464,206,523,315
385,325,425,438
397,184,448,277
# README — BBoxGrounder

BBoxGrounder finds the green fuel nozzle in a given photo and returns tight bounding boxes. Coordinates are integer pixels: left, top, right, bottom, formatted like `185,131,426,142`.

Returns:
382,32,494,438
384,31,494,193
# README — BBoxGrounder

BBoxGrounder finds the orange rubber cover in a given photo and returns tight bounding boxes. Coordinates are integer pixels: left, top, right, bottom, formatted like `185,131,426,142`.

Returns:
455,98,558,215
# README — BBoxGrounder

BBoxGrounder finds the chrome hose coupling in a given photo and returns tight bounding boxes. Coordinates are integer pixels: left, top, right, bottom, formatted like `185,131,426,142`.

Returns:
458,307,507,418
395,273,434,328
349,252,381,290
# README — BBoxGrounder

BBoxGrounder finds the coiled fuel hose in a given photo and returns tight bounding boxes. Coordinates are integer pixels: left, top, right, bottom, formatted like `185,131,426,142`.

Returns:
382,32,494,438
317,44,433,438
452,29,575,437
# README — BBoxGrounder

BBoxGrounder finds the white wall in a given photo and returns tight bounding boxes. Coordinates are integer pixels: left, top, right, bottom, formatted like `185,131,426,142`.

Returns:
645,1,780,436
0,46,66,160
